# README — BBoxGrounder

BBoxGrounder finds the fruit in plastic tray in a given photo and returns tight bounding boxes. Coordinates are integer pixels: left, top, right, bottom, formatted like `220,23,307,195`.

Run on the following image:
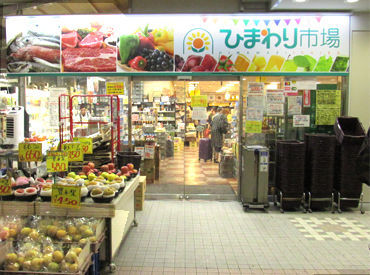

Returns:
52,250,64,263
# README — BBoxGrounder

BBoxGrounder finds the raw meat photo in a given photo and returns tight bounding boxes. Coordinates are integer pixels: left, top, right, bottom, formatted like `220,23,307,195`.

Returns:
61,19,116,72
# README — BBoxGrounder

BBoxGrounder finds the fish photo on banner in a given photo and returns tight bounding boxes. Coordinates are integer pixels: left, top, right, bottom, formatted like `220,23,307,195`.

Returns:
6,16,61,73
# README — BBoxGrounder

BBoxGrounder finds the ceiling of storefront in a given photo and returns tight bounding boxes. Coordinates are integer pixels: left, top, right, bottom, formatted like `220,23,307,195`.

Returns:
1,0,368,16
271,0,370,12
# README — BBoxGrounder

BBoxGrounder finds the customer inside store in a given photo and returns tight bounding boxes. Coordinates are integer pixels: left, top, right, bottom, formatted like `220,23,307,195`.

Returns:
210,107,230,163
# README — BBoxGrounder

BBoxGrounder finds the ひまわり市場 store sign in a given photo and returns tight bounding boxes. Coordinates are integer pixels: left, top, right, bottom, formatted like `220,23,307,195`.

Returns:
6,14,349,74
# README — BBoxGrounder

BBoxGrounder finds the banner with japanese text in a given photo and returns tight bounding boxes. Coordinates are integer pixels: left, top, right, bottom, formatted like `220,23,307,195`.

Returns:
6,14,349,73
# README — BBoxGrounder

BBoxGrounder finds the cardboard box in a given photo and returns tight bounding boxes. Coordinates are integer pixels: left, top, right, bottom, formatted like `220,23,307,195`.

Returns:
135,176,147,197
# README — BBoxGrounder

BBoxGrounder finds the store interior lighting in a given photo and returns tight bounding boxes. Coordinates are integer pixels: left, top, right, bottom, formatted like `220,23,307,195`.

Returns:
346,0,359,3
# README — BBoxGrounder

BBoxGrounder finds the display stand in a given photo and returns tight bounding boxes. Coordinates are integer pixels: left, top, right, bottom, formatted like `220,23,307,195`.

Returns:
31,175,140,272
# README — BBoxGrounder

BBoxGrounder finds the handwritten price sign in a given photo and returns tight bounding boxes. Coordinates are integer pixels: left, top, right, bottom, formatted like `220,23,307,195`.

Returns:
62,143,83,162
191,95,208,108
46,151,68,172
51,184,81,209
19,143,43,162
0,178,12,196
73,137,93,154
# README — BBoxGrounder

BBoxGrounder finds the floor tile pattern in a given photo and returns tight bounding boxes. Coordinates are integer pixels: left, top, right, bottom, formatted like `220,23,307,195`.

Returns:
113,200,370,274
290,217,370,241
158,147,238,193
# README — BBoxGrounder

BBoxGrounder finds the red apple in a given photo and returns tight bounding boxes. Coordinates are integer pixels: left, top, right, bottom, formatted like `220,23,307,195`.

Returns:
98,172,102,176
0,228,9,241
101,165,109,172
78,171,86,176
108,163,115,170
124,173,130,177
127,163,134,171
82,165,90,174
132,169,138,174
120,166,129,174
88,162,95,169
93,169,98,173
117,171,122,176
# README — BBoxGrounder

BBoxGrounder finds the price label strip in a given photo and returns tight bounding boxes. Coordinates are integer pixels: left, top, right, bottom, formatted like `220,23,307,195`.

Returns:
73,137,93,154
0,178,12,196
46,151,68,172
51,184,81,209
62,142,84,162
18,143,43,162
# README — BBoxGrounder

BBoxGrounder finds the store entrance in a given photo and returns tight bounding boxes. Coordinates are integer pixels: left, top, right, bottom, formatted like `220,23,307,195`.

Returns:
137,79,239,200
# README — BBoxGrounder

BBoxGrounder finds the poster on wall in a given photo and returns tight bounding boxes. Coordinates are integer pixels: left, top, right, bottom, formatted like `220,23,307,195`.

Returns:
192,107,208,120
6,14,350,73
287,96,302,115
316,90,341,125
293,115,310,127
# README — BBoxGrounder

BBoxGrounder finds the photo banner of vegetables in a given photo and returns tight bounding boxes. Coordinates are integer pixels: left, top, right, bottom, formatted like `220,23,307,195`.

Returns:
61,15,116,72
117,18,174,72
6,17,61,73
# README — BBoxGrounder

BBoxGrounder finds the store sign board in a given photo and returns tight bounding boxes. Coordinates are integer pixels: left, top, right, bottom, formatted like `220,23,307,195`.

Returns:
73,137,93,154
316,90,341,125
18,143,43,162
6,15,349,74
0,178,12,196
191,95,208,107
106,82,125,95
46,151,68,172
62,142,84,162
51,184,81,209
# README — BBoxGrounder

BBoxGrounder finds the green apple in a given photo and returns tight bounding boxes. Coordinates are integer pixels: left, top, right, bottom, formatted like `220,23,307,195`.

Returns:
101,172,109,179
88,173,96,181
67,172,76,179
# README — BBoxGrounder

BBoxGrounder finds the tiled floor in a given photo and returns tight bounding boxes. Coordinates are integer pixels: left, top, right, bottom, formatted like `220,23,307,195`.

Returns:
111,200,370,274
158,147,238,193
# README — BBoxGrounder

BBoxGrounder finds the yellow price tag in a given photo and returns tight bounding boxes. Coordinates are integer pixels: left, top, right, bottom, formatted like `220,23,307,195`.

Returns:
191,95,208,107
0,178,12,196
62,142,83,162
18,143,43,162
51,184,81,209
106,82,124,95
245,121,262,133
73,137,93,154
46,151,68,172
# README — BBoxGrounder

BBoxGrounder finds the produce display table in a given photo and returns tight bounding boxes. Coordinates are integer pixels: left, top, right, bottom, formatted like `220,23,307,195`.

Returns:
0,175,141,273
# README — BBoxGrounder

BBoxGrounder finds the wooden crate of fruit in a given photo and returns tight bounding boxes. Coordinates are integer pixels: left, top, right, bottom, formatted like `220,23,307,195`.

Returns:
0,240,91,274
1,201,35,216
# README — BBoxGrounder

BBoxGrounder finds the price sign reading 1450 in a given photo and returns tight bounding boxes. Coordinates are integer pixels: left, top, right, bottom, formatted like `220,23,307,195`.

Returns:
0,178,12,196
62,142,83,162
18,143,43,162
46,151,68,172
51,184,81,209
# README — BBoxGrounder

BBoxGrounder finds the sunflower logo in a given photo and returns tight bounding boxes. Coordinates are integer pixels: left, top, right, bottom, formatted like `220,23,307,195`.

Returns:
183,28,214,54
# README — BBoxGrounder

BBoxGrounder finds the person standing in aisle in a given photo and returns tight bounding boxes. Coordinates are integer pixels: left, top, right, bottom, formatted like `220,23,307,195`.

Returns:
74,103,91,137
207,107,217,129
211,108,229,163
